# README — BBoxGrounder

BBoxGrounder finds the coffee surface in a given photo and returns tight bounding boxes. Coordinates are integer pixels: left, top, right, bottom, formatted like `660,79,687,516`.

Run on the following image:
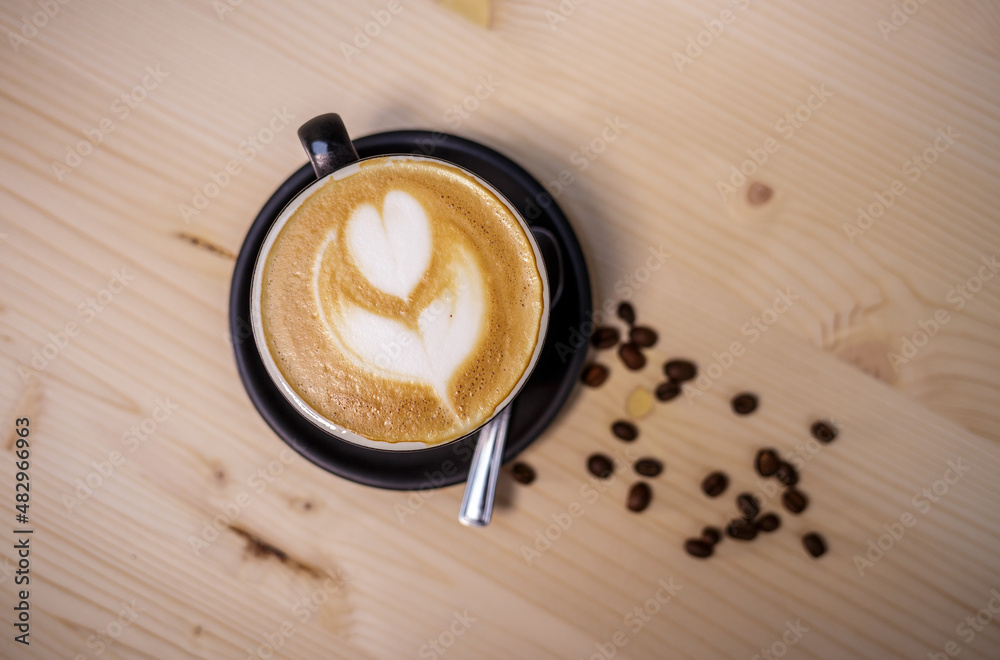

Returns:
260,156,544,445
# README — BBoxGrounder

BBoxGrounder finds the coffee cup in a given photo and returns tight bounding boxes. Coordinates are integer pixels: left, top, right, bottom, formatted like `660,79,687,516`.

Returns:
250,114,550,451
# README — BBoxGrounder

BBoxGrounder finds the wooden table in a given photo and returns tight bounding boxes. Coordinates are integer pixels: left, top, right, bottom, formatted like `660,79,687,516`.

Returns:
2,1,999,658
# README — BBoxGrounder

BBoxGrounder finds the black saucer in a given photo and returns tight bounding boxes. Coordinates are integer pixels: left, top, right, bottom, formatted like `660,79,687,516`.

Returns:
229,131,592,490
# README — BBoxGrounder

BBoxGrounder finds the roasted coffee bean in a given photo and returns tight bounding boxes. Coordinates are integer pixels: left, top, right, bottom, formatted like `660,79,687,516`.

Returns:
774,461,799,487
511,462,536,485
726,518,758,541
754,448,780,477
587,453,614,479
802,532,827,558
811,420,838,444
617,302,636,325
627,482,652,512
755,513,781,533
782,488,808,514
611,420,639,442
663,359,697,382
701,471,729,497
701,526,722,545
736,493,761,520
629,326,658,348
618,342,646,370
654,381,681,401
684,538,714,558
634,458,663,477
731,393,759,415
581,363,609,387
591,326,620,349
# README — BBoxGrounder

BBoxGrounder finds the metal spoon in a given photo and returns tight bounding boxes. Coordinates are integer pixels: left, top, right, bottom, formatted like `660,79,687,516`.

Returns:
458,405,513,527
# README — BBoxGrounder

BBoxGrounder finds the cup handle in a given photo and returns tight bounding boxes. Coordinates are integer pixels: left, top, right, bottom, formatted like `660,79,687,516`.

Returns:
298,114,360,179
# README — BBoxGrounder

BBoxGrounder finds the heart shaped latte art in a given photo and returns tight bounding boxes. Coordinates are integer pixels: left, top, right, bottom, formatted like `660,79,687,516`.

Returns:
314,190,486,417
346,190,432,300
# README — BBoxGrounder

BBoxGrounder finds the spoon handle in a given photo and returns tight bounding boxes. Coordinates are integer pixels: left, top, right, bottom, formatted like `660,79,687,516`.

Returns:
459,406,512,527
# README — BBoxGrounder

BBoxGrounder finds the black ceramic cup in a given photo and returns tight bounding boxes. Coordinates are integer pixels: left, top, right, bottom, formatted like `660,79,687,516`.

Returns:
231,115,591,489
250,114,551,451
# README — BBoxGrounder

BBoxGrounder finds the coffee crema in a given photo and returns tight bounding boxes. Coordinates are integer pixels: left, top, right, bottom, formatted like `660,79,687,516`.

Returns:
259,157,545,446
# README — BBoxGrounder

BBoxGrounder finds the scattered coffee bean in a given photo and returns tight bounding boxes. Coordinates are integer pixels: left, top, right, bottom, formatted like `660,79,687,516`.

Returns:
627,482,652,512
663,359,697,382
611,420,638,442
634,458,663,477
591,326,620,349
587,453,614,479
747,181,773,206
754,448,780,477
511,462,536,485
701,526,722,545
581,363,609,387
684,538,714,558
802,532,827,558
654,381,681,401
629,326,658,348
782,488,808,514
811,420,838,444
736,493,761,520
731,393,758,415
701,471,729,497
755,513,781,533
774,461,799,487
618,342,646,370
617,302,636,325
725,518,758,541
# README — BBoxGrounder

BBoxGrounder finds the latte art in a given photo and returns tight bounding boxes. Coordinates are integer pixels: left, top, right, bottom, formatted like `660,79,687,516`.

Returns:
315,190,486,414
259,157,545,446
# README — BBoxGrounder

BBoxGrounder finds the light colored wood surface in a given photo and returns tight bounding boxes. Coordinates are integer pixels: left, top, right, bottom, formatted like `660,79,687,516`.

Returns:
2,1,1000,658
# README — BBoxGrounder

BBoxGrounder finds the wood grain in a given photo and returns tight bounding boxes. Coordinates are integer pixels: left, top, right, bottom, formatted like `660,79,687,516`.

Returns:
1,0,999,658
